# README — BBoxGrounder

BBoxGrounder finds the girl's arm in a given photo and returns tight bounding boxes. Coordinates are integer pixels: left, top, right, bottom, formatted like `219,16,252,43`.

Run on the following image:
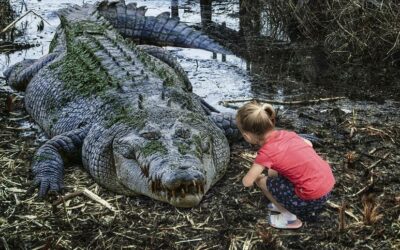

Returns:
242,163,265,187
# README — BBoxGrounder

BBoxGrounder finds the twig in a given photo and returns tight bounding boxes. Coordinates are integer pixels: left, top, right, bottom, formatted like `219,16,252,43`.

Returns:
219,96,346,107
52,188,116,212
81,188,116,212
366,152,390,170
1,237,10,250
338,201,346,232
351,174,375,197
327,201,359,222
175,238,202,244
52,190,83,206
60,196,71,224
1,10,51,34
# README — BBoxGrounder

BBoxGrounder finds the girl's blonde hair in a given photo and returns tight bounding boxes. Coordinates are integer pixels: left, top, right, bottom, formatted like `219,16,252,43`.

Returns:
236,101,276,138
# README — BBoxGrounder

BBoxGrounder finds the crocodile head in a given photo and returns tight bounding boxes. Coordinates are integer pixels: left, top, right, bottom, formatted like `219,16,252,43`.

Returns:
113,113,230,207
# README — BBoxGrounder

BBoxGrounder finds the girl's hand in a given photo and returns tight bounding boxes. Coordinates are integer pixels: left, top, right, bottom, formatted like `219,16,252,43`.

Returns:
256,174,266,181
255,174,267,187
242,163,265,187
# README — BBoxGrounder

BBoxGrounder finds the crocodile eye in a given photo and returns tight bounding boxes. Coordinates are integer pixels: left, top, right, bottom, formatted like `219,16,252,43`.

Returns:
140,131,161,140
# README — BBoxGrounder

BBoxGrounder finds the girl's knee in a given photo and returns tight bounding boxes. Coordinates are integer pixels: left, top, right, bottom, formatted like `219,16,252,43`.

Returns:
255,176,268,189
268,169,278,178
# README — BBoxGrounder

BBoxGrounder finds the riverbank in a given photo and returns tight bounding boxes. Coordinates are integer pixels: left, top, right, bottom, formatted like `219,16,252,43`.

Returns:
1,79,399,249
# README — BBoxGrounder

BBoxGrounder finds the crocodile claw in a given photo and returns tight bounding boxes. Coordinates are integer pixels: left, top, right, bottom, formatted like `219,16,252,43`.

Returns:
29,175,65,199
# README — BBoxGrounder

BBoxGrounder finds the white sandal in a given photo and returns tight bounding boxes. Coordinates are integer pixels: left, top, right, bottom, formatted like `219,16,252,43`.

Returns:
268,213,303,229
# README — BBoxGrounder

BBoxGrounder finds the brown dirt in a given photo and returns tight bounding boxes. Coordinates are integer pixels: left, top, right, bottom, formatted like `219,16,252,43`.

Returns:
0,79,399,249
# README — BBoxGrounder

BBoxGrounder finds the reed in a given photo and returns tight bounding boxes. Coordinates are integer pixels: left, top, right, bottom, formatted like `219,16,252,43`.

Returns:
0,0,14,38
261,0,400,65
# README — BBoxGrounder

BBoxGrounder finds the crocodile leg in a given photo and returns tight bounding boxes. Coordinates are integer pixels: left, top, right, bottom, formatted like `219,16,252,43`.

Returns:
210,113,242,143
31,126,90,197
4,53,59,91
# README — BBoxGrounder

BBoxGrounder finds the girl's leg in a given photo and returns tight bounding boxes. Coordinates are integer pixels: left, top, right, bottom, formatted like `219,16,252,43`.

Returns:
268,169,279,178
255,176,288,213
256,176,302,229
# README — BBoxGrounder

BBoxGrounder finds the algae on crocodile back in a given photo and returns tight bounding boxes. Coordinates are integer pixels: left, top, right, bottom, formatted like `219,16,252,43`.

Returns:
50,19,118,97
128,42,182,88
106,107,148,129
177,142,191,155
48,31,59,53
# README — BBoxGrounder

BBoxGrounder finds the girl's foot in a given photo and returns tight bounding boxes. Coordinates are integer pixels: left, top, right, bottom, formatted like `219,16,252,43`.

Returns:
268,212,303,229
267,203,282,213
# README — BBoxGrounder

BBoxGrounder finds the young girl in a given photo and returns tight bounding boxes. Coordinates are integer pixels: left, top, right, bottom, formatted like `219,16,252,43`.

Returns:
236,101,335,229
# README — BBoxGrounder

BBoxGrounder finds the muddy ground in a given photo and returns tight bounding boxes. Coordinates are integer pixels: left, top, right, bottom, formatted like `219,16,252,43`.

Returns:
0,78,399,249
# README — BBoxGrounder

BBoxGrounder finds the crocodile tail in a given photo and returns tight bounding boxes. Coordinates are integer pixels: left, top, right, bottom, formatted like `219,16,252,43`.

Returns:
96,0,231,54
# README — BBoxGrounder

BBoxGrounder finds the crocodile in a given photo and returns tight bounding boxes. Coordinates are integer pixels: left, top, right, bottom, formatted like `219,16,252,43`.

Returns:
4,0,241,207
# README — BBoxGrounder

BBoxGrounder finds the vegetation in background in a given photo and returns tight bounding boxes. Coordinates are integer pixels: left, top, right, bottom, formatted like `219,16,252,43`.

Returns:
262,0,400,65
0,0,14,40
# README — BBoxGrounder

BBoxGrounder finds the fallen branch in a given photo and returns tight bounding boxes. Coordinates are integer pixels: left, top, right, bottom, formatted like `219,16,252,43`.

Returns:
1,10,51,34
52,188,116,212
327,201,360,222
338,201,346,232
0,42,35,51
219,96,346,108
365,152,390,170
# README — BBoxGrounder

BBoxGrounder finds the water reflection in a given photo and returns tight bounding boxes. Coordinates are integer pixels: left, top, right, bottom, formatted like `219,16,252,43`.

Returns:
171,0,179,18
200,0,399,101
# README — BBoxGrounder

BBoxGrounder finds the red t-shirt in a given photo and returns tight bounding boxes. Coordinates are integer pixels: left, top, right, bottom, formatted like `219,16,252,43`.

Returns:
255,130,335,200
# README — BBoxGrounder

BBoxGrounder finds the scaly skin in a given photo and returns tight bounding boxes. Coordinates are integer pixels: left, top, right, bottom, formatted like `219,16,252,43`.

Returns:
5,0,239,207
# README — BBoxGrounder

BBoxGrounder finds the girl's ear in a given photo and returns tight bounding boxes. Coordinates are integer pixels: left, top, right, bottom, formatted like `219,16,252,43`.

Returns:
242,132,250,141
243,132,257,145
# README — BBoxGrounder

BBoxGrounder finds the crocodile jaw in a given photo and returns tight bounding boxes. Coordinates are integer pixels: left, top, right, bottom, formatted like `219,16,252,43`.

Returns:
114,152,207,207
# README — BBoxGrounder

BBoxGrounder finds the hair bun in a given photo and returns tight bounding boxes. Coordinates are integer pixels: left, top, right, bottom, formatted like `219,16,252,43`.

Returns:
261,103,275,119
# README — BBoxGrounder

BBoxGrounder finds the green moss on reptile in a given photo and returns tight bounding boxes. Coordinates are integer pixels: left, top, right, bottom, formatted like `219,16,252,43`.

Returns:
169,90,196,110
136,49,179,86
51,19,117,97
33,154,55,162
106,106,148,129
50,32,118,97
50,20,141,129
177,142,191,155
192,134,203,159
70,21,106,36
49,32,59,53
141,141,167,157
51,46,116,96
178,112,206,126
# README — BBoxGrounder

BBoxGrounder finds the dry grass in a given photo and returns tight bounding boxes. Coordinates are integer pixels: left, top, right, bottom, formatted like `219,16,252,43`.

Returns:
0,0,14,38
259,0,400,64
362,194,383,225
